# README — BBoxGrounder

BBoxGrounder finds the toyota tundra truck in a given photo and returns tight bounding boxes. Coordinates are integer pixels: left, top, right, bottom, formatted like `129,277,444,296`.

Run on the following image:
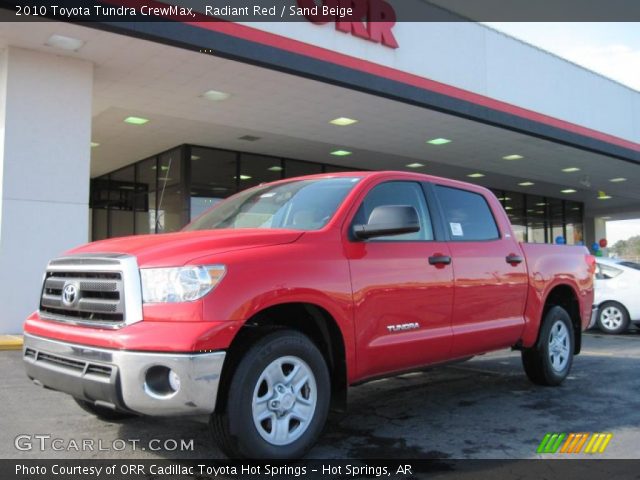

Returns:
23,171,595,458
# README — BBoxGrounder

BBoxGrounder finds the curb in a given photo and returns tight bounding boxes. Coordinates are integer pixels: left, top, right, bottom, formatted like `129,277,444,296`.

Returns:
0,335,24,351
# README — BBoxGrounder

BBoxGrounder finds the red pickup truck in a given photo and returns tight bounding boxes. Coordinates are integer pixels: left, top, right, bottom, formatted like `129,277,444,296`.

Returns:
23,171,595,458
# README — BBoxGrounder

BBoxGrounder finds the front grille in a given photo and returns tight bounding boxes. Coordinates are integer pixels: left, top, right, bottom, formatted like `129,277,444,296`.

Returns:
38,254,143,329
38,352,86,371
24,348,114,378
40,272,124,323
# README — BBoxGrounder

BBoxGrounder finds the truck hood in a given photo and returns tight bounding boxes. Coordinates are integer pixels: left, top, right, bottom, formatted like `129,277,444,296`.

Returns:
67,229,304,267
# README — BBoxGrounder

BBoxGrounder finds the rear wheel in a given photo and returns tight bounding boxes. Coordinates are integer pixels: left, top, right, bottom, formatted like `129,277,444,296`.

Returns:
522,306,574,386
74,398,135,421
210,330,330,459
597,302,630,334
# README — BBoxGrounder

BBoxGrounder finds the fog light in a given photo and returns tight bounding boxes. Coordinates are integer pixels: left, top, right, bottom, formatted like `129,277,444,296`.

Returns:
144,366,179,398
168,370,181,392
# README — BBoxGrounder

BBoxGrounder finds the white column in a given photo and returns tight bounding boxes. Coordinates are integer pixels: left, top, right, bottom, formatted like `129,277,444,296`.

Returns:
0,47,93,334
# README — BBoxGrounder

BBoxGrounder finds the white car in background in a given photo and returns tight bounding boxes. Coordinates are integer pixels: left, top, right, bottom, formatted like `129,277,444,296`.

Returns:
594,258,640,334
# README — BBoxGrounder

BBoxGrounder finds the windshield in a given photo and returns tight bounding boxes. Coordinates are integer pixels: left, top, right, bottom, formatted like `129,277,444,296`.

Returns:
185,177,360,231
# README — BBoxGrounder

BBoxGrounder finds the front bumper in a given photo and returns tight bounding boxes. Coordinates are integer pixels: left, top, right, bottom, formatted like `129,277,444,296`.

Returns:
23,334,225,416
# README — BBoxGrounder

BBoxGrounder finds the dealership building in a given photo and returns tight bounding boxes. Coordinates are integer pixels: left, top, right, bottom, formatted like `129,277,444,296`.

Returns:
1,7,639,333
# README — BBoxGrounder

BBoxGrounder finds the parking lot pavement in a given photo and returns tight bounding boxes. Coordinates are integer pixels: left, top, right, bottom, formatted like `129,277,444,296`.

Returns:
2,330,639,460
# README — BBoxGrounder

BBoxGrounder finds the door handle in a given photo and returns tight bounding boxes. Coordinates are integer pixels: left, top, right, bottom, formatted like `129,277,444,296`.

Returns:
428,255,452,266
506,254,523,265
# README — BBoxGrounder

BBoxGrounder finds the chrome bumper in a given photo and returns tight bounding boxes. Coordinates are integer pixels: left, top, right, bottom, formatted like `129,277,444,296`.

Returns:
23,334,225,416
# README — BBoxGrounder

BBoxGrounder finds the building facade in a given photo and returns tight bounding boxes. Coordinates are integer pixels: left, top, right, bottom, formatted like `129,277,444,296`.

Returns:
1,6,639,333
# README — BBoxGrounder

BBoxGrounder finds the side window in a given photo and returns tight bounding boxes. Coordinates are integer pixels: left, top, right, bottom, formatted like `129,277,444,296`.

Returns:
435,185,500,241
353,181,434,241
596,263,623,280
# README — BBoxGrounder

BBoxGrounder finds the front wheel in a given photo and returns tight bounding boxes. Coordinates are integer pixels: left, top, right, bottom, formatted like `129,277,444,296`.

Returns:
597,302,630,334
522,306,574,386
210,330,330,459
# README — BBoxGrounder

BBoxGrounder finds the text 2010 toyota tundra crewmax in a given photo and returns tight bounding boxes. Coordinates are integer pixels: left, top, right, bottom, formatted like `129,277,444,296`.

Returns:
23,171,595,458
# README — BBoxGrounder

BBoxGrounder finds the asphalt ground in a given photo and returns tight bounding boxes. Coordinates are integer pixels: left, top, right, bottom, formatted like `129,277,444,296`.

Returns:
2,330,639,460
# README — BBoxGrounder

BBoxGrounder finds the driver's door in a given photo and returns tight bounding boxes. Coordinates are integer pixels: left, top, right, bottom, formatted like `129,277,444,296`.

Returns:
343,180,454,380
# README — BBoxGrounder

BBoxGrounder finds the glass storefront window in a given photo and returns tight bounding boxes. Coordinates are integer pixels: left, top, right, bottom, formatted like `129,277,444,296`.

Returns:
189,147,238,220
549,197,564,244
135,157,157,235
565,201,583,245
239,153,283,189
527,195,548,244
92,209,108,241
156,149,184,234
324,164,356,173
284,159,323,178
90,144,585,245
108,166,135,238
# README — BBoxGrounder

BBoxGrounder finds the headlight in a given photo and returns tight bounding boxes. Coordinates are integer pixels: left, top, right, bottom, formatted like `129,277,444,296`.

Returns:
140,265,226,303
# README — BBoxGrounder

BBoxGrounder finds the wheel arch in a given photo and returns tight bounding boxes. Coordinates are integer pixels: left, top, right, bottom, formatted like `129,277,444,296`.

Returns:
214,302,348,414
542,284,582,354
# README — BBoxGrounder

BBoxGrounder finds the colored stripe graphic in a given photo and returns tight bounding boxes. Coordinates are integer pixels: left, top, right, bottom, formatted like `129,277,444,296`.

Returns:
537,433,566,453
563,433,588,453
584,433,613,454
540,433,613,454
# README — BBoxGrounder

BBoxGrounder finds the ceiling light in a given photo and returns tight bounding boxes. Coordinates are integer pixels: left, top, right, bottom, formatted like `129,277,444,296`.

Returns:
467,173,485,178
201,90,231,101
609,177,627,182
502,154,523,160
561,189,577,194
518,181,535,186
406,163,424,169
598,191,612,200
427,138,451,145
505,206,513,210
536,210,545,214
240,175,252,180
330,150,352,156
498,197,511,201
562,167,581,173
536,202,547,206
268,166,283,172
191,155,200,160
124,116,149,125
329,117,358,126
90,142,100,148
45,34,85,51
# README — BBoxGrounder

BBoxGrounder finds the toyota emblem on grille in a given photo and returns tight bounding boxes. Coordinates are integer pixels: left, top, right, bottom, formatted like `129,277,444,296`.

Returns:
62,282,79,307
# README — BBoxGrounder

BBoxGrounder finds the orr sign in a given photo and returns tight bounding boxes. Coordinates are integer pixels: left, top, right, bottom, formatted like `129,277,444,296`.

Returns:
296,0,399,49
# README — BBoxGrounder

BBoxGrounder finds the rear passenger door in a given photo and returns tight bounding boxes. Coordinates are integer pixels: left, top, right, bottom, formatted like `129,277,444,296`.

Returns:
432,184,528,357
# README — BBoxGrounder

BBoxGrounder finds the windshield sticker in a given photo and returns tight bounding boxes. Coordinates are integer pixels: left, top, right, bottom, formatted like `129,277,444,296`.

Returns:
450,222,463,236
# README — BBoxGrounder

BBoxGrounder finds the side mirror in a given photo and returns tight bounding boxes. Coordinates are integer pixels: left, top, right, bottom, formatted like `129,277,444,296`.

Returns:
353,205,420,240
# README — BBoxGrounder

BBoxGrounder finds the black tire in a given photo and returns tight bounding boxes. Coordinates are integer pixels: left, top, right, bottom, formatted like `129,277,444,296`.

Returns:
210,330,330,459
74,398,136,421
596,301,630,335
522,306,574,386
